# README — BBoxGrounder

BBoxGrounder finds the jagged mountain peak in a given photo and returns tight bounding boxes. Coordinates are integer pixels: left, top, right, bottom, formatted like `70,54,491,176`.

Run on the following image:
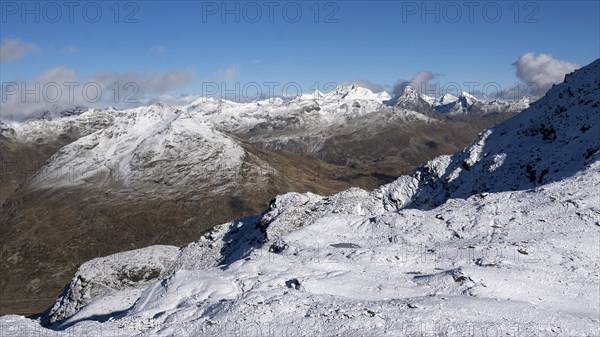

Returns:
458,91,478,105
455,91,478,111
400,84,421,99
437,92,459,104
459,91,477,99
391,85,433,112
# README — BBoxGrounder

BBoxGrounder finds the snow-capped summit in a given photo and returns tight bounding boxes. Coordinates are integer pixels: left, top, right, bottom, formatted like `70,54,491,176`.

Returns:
430,92,462,114
458,91,478,105
295,89,326,102
420,93,436,106
326,84,391,102
436,92,459,105
446,91,478,115
391,85,433,112
399,84,420,100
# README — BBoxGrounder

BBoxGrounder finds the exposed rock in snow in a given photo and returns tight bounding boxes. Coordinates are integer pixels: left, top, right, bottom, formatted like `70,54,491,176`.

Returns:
43,245,179,327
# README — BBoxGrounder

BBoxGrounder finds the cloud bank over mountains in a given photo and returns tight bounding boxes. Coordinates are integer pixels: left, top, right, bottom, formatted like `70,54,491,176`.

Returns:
513,52,580,95
0,38,39,62
0,48,583,121
1,67,192,121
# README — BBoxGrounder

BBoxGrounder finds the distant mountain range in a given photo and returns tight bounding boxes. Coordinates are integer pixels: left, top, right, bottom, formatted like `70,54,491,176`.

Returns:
391,85,531,116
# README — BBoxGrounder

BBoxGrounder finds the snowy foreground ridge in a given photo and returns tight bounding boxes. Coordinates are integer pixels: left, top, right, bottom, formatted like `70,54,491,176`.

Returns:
1,60,599,336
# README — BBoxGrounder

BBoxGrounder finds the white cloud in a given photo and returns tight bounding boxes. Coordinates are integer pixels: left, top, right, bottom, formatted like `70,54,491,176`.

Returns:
218,64,239,81
392,70,436,96
89,69,192,94
34,66,78,84
147,93,201,106
1,67,193,121
513,52,580,97
0,38,39,62
61,46,78,54
340,79,385,93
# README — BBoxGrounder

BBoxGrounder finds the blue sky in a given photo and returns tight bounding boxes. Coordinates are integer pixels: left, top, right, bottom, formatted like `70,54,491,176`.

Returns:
1,0,599,111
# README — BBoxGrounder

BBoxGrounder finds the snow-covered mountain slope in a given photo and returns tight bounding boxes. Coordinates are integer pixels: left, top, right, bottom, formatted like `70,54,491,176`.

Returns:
26,103,246,193
5,154,599,337
3,60,598,336
420,93,436,106
471,96,531,116
2,106,114,144
35,106,89,121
